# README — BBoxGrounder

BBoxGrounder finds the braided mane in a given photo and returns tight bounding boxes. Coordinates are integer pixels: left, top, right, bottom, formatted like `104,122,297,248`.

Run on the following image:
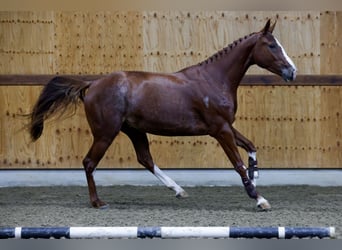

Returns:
199,32,257,66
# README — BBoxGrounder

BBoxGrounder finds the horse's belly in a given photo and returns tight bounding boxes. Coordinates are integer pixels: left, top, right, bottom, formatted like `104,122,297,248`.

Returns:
125,80,210,135
126,112,209,136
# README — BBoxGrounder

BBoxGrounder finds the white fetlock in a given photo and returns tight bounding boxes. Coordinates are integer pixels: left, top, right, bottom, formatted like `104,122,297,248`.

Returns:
153,165,187,198
257,196,271,210
176,189,189,198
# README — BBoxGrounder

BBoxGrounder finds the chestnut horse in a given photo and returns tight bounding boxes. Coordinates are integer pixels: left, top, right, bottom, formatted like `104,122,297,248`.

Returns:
29,20,296,210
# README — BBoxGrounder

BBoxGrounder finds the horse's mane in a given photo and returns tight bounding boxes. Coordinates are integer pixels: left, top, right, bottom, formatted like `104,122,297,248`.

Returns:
199,32,257,66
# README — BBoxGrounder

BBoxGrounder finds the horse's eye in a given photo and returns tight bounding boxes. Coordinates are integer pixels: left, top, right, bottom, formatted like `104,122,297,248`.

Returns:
269,44,277,50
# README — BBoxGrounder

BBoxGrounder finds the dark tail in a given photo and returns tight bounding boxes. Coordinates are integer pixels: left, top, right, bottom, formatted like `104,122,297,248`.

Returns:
30,76,91,141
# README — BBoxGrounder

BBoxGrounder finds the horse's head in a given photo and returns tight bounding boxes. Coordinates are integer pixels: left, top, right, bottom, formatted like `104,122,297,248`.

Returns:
252,19,297,82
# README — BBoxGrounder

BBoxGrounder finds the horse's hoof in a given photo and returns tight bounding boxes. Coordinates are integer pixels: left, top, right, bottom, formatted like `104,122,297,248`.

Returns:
176,190,189,198
91,200,109,209
98,203,109,210
256,197,271,211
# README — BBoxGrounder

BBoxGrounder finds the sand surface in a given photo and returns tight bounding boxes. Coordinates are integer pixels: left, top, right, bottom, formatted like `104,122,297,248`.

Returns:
0,185,340,238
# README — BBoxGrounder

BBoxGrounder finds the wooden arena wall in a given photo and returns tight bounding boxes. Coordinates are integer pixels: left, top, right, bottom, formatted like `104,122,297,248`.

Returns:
0,11,341,169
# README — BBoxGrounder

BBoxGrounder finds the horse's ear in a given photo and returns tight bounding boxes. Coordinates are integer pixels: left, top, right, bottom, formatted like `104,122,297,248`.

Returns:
261,19,271,34
261,19,276,34
269,20,277,33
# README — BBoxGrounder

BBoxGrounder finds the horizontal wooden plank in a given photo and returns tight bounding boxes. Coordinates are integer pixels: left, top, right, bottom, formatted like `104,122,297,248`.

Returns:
1,85,341,169
241,75,342,86
0,74,100,85
0,74,341,86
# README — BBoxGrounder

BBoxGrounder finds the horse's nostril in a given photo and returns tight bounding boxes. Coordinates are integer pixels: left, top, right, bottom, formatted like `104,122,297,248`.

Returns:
292,68,297,81
282,67,296,82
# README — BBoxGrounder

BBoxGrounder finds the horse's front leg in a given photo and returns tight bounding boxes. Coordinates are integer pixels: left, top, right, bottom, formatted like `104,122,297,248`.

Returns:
232,127,259,186
212,124,270,210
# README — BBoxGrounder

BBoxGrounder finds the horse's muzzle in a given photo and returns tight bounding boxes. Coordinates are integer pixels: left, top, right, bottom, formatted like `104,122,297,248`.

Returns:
282,67,297,82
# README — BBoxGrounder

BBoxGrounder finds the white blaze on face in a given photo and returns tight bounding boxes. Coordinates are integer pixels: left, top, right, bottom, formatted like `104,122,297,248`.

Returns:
275,37,297,74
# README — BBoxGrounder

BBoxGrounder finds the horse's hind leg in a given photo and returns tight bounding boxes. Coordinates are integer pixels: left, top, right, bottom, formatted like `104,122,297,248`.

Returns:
232,127,259,185
83,110,123,208
83,135,117,209
122,126,188,198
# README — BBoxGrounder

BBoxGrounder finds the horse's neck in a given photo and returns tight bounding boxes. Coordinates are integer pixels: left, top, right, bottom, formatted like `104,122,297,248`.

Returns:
197,34,258,91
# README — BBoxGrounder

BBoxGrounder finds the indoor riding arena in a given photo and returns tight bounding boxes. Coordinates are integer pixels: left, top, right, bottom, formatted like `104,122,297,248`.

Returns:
0,7,341,241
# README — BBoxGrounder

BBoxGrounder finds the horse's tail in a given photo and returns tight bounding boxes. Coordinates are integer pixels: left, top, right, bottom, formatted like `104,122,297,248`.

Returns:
30,76,91,141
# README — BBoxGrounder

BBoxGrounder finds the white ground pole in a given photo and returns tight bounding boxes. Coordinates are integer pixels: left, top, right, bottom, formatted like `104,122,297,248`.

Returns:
0,169,342,187
1,226,335,239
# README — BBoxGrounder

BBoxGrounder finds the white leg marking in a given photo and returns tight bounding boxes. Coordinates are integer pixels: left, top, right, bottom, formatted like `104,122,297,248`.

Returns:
257,196,267,206
256,196,271,210
153,165,188,197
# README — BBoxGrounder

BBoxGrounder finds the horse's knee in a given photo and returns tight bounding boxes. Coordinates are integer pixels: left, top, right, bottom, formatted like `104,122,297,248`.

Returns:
83,157,95,174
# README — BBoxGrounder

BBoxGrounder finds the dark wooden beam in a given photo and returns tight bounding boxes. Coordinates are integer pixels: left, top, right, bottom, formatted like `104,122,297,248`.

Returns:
241,75,342,86
0,74,341,86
